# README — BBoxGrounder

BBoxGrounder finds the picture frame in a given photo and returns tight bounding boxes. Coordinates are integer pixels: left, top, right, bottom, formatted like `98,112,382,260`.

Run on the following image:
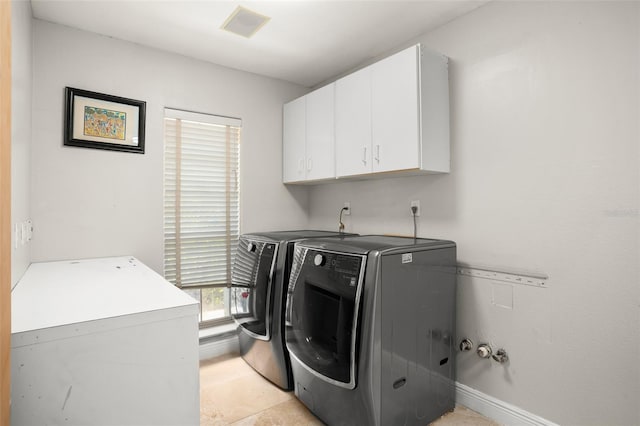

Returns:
64,87,146,154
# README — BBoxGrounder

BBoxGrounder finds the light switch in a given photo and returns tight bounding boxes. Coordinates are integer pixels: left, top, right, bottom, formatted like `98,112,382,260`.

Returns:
21,222,28,245
14,223,20,249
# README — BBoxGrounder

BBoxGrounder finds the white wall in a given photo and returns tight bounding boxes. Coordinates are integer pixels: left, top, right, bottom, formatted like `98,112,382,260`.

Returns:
307,2,639,425
11,0,32,287
24,3,640,424
30,20,309,274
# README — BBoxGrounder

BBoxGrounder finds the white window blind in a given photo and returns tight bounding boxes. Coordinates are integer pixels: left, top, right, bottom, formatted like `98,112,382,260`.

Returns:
164,108,241,289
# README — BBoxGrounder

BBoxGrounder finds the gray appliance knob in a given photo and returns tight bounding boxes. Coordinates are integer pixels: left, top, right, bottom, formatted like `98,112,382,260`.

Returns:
313,254,325,266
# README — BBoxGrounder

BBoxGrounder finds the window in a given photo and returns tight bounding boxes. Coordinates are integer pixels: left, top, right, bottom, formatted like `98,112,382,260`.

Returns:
163,108,241,327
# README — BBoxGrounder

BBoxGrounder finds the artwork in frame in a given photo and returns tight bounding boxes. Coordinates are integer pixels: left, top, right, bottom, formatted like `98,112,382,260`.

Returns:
64,87,146,154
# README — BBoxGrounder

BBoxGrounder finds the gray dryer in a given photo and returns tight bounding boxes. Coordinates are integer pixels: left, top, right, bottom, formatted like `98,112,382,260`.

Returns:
285,235,457,425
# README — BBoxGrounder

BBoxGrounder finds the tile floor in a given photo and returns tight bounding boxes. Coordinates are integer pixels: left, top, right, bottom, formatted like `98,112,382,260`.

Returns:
200,354,500,426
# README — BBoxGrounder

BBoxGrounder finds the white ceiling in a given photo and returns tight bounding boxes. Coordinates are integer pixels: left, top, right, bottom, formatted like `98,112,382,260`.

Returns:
30,0,487,88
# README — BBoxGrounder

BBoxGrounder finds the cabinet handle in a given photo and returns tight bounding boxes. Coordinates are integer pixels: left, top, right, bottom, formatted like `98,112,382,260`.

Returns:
298,158,304,172
362,147,367,165
375,145,380,163
307,158,312,171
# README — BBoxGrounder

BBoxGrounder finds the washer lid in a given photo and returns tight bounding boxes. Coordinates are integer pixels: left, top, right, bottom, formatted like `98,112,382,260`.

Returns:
242,229,356,243
295,234,455,255
12,256,197,334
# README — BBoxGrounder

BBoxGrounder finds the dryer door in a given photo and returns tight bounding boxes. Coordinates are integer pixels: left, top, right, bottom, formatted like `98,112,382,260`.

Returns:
285,247,366,389
231,238,278,340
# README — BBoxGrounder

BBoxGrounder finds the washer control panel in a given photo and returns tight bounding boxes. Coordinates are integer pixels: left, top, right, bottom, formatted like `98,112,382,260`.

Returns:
304,249,363,297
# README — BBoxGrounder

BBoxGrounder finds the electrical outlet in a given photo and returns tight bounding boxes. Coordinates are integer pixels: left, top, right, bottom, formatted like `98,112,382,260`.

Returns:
343,202,351,215
22,219,33,244
25,219,33,242
410,200,420,216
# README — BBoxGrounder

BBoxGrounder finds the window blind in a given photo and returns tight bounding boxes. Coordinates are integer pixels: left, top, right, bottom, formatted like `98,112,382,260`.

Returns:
164,108,241,289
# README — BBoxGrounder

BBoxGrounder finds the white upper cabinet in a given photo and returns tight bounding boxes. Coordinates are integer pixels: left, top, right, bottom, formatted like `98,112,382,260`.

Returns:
282,96,306,183
335,67,372,177
282,84,335,183
371,45,421,173
283,43,449,184
305,84,335,181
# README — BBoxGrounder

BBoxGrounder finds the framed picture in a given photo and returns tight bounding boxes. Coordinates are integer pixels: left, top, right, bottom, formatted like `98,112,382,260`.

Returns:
64,87,146,154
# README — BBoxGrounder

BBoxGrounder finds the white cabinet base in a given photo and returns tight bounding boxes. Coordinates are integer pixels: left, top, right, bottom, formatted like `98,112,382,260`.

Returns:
11,257,200,426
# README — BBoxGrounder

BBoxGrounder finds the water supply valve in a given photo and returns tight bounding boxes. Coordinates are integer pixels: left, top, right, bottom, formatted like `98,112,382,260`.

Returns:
492,348,509,364
459,338,473,352
477,343,492,359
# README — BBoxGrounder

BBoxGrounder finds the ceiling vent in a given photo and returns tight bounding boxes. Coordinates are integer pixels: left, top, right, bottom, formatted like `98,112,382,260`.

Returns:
221,6,270,38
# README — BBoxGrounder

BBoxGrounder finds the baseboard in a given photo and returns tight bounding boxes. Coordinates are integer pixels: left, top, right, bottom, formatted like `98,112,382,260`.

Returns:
199,334,239,361
456,382,559,426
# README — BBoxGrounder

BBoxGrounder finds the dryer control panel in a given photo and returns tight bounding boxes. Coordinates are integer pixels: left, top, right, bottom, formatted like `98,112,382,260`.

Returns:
303,250,363,299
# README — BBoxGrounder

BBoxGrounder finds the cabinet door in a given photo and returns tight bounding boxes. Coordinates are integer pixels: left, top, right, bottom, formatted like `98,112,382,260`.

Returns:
371,45,420,173
305,84,335,180
335,67,372,177
282,96,306,183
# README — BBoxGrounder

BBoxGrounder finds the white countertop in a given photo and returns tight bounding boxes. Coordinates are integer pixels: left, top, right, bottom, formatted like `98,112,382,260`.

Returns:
12,256,198,334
